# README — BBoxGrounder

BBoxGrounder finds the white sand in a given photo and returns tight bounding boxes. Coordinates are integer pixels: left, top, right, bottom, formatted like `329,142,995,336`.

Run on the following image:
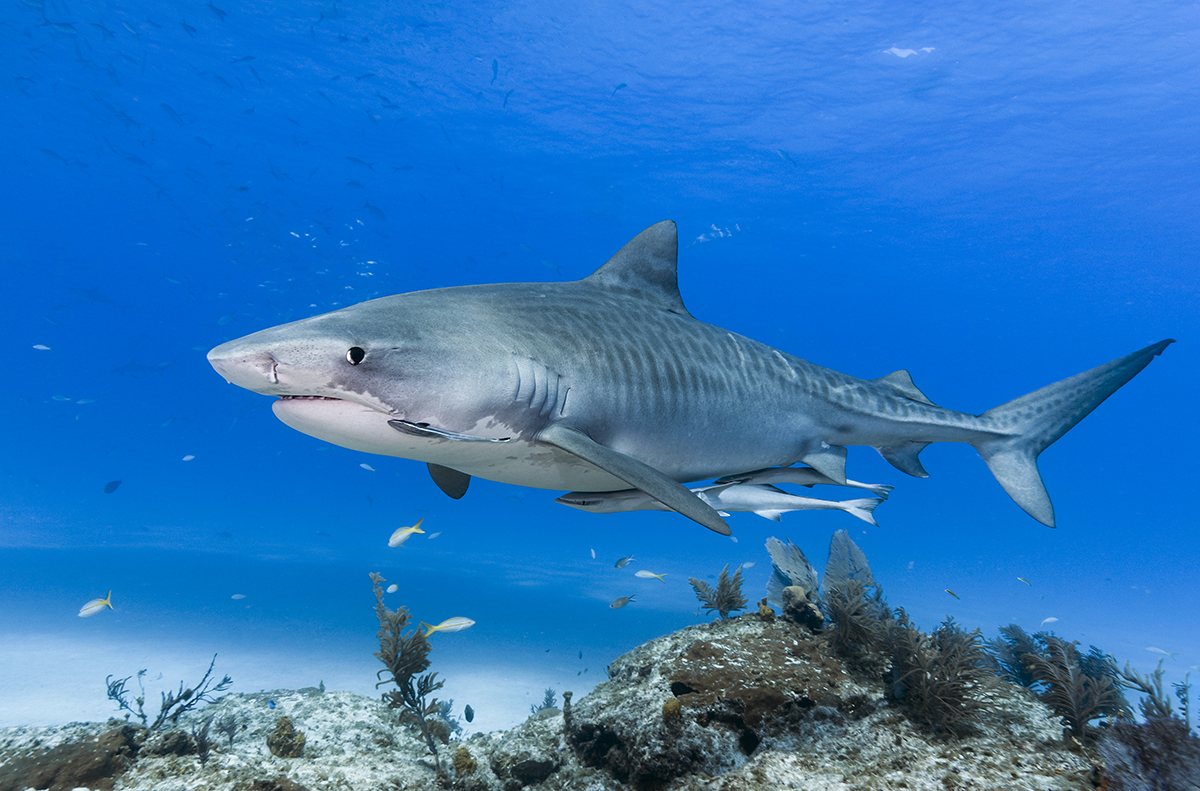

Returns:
0,630,598,735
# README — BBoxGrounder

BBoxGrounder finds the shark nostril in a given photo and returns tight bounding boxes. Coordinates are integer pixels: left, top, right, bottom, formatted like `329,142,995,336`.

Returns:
268,361,279,384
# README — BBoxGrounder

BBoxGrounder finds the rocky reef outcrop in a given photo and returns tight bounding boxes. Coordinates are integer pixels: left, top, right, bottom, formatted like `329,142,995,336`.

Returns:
1,616,1096,791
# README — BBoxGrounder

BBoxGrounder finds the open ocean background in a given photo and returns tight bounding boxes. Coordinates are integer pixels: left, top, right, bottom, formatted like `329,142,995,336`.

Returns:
1,0,1196,736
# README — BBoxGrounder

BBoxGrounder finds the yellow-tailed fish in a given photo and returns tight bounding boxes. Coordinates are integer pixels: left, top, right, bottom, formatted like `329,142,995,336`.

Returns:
1017,577,1031,586
78,590,113,617
421,617,475,636
634,571,667,582
388,517,425,547
944,589,959,599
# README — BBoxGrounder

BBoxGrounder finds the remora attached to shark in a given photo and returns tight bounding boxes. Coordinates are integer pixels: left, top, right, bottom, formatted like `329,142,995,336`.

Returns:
208,221,1173,535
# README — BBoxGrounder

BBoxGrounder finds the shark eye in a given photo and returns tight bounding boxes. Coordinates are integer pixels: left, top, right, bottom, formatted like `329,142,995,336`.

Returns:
346,347,366,365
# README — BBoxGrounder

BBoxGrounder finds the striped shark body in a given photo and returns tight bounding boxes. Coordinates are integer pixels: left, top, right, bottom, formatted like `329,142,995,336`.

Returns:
207,221,1172,535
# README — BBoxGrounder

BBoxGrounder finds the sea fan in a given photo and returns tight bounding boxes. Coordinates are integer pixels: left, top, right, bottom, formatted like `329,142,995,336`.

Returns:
689,564,748,620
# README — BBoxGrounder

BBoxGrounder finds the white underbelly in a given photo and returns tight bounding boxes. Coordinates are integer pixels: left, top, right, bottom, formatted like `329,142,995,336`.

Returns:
272,398,628,491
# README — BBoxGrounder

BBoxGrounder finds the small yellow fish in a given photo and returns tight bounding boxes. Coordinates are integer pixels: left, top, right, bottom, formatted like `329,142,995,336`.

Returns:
78,590,113,617
634,571,667,582
944,589,959,599
388,518,425,547
1017,577,1031,586
421,617,475,636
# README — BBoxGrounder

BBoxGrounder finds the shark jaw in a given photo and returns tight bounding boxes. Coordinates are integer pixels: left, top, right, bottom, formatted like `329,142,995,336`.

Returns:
268,395,629,492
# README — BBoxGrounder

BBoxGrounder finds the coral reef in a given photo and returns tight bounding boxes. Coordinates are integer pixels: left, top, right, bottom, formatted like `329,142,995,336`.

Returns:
688,564,748,619
0,724,141,791
452,745,478,777
764,536,819,607
267,716,306,758
105,654,232,731
823,528,877,591
369,571,445,769
780,585,823,631
1,627,1098,791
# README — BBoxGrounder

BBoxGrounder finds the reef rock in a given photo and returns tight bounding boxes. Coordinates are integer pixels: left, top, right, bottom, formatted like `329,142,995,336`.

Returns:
0,618,1099,791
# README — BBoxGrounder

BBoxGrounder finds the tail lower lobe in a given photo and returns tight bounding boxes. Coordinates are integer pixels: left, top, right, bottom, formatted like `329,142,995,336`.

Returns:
972,339,1173,527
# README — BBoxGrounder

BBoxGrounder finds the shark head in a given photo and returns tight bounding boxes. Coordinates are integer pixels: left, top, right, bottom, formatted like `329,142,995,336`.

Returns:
208,295,517,456
208,305,409,455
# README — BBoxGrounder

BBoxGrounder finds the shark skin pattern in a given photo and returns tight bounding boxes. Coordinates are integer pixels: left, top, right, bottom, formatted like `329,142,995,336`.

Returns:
207,221,1173,536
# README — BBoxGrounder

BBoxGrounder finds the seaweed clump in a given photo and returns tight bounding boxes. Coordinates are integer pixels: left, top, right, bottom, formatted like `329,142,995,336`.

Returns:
887,612,990,736
531,688,558,715
1101,716,1200,789
1024,636,1129,745
688,564,747,619
369,572,446,770
986,623,1048,687
824,577,891,667
105,654,232,731
1097,664,1200,786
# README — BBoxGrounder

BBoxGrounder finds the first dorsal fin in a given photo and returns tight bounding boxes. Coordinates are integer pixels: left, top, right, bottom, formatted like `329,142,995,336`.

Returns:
874,369,937,406
584,220,690,316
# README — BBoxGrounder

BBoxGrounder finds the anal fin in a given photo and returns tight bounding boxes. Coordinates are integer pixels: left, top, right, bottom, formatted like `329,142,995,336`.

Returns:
427,463,470,499
875,441,931,478
538,423,730,535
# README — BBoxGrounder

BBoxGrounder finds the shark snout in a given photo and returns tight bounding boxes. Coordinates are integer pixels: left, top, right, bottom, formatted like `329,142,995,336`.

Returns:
207,340,281,393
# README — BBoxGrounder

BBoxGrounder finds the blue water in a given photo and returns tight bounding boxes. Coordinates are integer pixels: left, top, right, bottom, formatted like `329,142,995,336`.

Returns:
2,0,1197,733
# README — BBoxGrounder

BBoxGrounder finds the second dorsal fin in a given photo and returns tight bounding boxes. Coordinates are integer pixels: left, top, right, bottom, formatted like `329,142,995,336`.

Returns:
874,369,936,406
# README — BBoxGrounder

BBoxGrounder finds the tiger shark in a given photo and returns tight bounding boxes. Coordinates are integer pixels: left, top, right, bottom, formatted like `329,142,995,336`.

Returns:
207,220,1172,536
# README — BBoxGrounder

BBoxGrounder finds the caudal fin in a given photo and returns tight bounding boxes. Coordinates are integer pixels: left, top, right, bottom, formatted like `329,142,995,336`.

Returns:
973,339,1173,527
842,498,882,526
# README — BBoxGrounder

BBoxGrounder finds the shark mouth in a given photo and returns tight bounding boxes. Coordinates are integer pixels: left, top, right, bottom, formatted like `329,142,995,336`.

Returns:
277,395,344,401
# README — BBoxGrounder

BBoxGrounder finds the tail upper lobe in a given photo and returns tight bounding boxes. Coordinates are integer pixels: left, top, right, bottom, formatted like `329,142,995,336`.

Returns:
972,339,1173,526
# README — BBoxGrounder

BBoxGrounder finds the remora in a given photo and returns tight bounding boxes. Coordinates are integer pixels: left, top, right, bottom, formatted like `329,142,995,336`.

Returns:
207,220,1173,535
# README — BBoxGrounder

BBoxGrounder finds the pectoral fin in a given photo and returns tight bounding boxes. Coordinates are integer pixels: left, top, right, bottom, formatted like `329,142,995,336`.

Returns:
538,424,730,535
427,463,471,499
388,419,511,443
799,443,847,484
